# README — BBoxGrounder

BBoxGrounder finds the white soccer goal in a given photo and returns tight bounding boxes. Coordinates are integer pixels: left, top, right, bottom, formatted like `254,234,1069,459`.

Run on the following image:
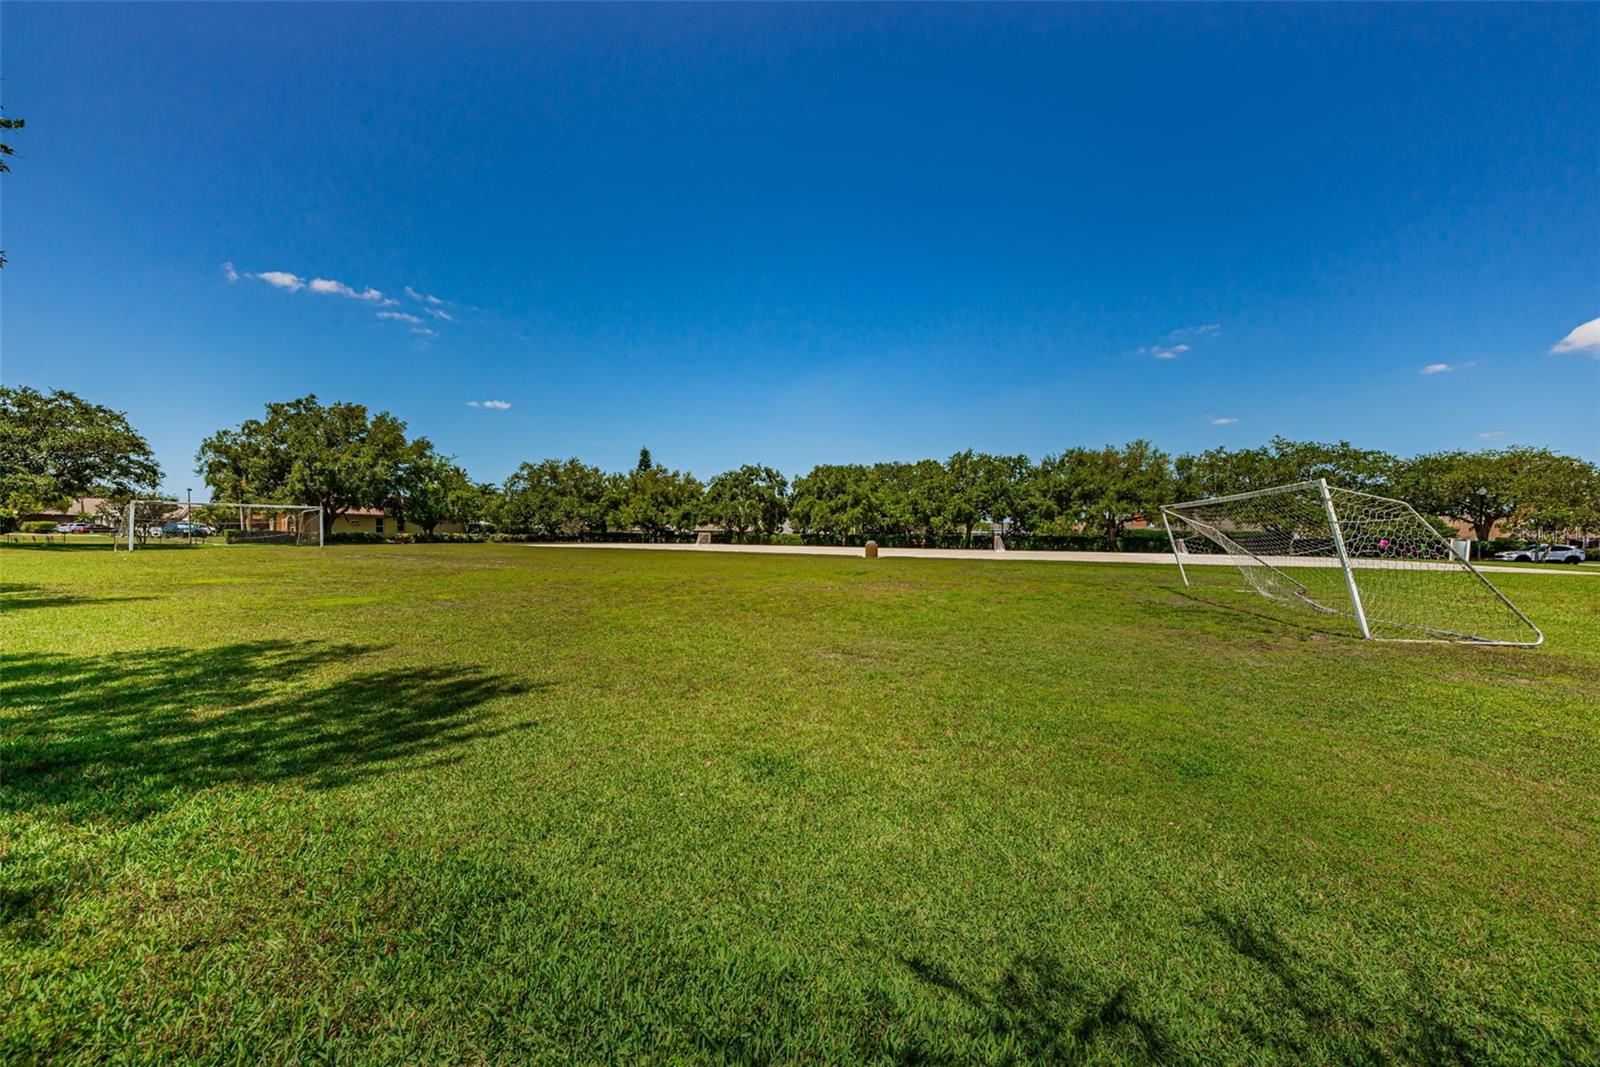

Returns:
118,500,324,550
1160,479,1541,646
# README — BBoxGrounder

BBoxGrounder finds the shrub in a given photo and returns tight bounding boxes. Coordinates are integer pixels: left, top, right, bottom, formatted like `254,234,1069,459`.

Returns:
21,521,58,534
0,510,16,534
325,532,389,545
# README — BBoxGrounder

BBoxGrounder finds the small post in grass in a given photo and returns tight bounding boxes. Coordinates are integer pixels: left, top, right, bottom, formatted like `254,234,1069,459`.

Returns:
864,540,878,559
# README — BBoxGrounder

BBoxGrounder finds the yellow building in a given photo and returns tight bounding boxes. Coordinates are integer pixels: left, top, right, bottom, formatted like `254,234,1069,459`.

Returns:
331,508,466,537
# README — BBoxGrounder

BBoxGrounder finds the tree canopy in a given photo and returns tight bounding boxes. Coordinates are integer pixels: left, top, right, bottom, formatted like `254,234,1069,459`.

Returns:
0,386,162,513
391,444,486,536
703,465,789,540
1398,447,1600,543
1038,440,1174,548
195,395,412,525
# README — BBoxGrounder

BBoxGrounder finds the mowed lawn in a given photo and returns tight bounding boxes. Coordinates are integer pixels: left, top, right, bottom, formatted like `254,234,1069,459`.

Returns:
2,545,1596,1064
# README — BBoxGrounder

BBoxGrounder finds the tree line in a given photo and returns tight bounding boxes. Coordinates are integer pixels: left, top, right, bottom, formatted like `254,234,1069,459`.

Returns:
4,387,1598,547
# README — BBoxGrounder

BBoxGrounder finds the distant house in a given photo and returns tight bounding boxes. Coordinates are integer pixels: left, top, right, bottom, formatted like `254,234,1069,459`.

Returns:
17,497,111,524
331,508,466,537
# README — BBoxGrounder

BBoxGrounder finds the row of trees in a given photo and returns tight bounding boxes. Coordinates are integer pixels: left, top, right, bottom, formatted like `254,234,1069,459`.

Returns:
491,437,1600,547
4,387,1597,547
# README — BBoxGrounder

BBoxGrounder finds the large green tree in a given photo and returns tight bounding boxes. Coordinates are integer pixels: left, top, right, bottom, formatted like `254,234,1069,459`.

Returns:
0,387,162,513
500,458,611,537
1039,440,1174,548
390,443,483,536
1400,448,1600,550
1174,437,1397,500
195,395,411,528
621,461,702,542
702,465,789,541
790,465,877,543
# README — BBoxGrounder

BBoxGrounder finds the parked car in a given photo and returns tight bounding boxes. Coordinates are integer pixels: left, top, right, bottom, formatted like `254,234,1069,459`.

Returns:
154,521,215,538
63,521,113,534
1493,544,1586,564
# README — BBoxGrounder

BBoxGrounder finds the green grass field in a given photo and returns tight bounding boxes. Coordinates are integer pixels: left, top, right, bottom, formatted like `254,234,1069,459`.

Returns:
3,544,1597,1063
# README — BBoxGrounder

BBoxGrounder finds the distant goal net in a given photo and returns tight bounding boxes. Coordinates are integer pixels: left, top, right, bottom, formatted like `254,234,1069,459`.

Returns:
1160,479,1541,646
117,501,323,549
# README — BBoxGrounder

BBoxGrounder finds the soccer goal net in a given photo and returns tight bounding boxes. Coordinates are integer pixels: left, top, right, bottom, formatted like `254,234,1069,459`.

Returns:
117,500,324,549
1160,479,1541,646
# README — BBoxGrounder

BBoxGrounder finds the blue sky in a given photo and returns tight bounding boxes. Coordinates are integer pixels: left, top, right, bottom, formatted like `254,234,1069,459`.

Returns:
4,4,1597,493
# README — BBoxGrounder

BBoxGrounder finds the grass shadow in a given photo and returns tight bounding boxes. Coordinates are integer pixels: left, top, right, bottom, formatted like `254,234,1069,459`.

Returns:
0,583,154,612
1169,585,1359,642
1196,908,1584,1062
1,538,126,552
881,953,1175,1063
1,640,542,823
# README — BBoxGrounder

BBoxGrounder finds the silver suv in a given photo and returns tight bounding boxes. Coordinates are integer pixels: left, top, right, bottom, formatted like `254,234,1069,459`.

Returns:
1494,544,1587,564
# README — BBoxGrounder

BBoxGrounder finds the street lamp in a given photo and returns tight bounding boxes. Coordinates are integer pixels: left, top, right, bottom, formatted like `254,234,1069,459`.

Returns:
1474,486,1489,558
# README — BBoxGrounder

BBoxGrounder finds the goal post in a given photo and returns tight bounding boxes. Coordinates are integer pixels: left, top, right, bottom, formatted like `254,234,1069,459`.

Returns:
1161,479,1542,646
117,500,324,550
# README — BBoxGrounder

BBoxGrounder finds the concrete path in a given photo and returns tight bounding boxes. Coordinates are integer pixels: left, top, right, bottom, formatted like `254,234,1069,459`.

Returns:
521,541,1599,576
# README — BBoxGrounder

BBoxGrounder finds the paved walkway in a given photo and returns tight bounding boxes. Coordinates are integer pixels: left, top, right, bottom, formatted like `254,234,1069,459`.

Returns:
522,541,1599,576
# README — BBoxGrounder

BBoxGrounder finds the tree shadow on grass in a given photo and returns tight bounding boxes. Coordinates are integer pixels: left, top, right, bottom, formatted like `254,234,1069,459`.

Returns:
0,539,125,552
1198,908,1591,1062
872,953,1175,1064
0,582,154,612
1,640,542,824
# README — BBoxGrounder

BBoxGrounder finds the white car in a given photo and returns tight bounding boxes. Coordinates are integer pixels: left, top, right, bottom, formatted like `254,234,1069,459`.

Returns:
1494,544,1587,564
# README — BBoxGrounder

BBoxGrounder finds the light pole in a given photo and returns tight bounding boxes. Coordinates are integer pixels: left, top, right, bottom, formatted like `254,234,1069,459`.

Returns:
1474,486,1488,559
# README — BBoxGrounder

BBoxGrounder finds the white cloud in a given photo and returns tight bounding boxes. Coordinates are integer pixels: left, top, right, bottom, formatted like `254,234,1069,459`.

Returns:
255,270,306,292
308,277,388,303
1551,317,1600,358
1477,431,1509,440
1140,323,1220,359
1209,417,1239,426
467,399,511,410
233,263,464,331
1421,361,1478,375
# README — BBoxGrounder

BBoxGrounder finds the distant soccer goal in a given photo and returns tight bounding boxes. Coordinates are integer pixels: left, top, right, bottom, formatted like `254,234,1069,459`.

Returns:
1160,479,1541,646
117,500,323,550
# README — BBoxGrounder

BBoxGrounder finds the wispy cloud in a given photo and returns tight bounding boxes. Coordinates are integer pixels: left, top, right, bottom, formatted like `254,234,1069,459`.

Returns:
1551,317,1600,358
1477,430,1509,440
308,277,391,304
1421,361,1477,375
228,262,468,340
1140,343,1189,360
255,270,306,292
1140,322,1220,360
1209,416,1239,426
467,399,511,410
